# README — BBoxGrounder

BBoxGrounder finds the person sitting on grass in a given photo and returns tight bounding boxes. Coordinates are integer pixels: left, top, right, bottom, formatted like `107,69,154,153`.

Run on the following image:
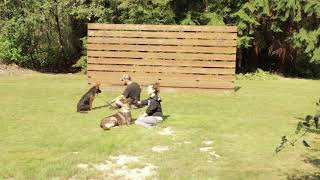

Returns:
135,82,163,129
109,74,141,109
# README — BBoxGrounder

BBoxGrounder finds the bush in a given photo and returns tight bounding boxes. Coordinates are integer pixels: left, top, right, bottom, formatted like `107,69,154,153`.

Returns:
293,56,320,79
236,69,279,80
0,35,24,64
72,37,87,73
72,56,87,73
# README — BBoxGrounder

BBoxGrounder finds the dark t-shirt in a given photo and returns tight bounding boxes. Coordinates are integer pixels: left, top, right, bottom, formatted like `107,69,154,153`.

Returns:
140,95,163,117
122,82,141,102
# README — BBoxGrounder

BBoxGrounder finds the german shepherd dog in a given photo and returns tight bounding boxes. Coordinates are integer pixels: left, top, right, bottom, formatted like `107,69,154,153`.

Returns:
77,82,101,112
100,98,133,130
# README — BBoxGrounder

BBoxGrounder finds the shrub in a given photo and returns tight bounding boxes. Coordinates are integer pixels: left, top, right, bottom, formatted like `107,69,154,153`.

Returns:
236,68,279,80
72,37,87,73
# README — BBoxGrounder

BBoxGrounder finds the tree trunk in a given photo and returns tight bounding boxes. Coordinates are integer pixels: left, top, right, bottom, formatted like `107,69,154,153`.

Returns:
250,42,260,72
203,0,209,12
237,48,242,72
52,0,66,68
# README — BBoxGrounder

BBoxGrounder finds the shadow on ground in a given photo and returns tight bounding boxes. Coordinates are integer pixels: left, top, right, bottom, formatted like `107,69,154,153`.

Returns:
235,86,241,92
286,144,320,180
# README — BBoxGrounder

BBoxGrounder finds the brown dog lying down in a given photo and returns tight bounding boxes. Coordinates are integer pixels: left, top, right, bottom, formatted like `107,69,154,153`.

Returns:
100,98,133,130
77,82,101,112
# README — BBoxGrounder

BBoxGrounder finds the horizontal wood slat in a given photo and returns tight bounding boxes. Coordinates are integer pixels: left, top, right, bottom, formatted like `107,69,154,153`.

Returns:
88,37,237,47
87,71,235,82
88,30,237,39
87,44,236,54
88,58,235,68
88,78,234,89
88,23,237,32
87,64,235,75
90,84,234,94
87,51,236,61
87,23,237,92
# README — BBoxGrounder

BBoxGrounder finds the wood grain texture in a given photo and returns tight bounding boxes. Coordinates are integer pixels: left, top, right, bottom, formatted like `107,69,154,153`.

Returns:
88,30,237,39
88,58,236,68
88,23,237,32
87,23,237,92
88,37,237,47
87,44,236,54
87,64,235,74
89,84,235,94
88,78,234,89
87,51,236,61
87,71,235,82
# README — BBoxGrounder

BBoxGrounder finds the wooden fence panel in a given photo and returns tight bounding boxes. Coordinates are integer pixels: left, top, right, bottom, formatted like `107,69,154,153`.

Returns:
87,23,237,93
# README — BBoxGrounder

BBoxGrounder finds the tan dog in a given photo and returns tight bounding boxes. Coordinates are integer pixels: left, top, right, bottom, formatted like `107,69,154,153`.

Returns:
100,98,133,130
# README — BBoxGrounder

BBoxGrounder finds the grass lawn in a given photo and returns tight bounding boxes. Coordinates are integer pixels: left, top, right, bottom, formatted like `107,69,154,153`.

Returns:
0,73,319,180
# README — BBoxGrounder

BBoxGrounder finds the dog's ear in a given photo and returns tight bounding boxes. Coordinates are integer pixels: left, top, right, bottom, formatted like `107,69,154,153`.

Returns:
94,82,102,94
95,81,101,87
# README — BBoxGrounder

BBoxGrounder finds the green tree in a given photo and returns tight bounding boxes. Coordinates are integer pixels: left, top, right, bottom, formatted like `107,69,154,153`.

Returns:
0,0,319,76
117,0,175,24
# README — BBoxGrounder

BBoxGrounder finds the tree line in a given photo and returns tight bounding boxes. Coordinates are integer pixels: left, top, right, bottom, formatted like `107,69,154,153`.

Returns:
0,0,319,77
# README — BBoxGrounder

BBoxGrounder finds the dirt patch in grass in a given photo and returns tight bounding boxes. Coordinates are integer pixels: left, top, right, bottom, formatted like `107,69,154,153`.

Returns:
158,127,175,136
151,145,170,153
0,63,35,76
202,140,213,145
75,154,157,180
199,147,214,152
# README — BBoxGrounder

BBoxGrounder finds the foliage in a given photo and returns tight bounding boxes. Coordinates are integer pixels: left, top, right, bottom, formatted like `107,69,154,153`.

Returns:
0,0,81,71
70,0,115,23
275,98,320,154
0,0,319,75
293,56,320,78
0,35,24,64
180,11,197,25
292,28,320,63
231,0,269,48
72,37,87,73
236,68,279,80
72,56,87,73
117,0,175,24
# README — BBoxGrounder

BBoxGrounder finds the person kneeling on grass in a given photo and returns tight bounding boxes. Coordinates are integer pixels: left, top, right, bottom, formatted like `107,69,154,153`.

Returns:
135,82,163,129
109,74,141,109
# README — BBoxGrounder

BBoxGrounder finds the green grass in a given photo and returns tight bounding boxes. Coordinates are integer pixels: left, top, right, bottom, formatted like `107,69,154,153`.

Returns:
0,73,319,180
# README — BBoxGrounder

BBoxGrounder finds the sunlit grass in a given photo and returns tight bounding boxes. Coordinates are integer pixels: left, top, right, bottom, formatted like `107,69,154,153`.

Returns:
0,73,319,180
